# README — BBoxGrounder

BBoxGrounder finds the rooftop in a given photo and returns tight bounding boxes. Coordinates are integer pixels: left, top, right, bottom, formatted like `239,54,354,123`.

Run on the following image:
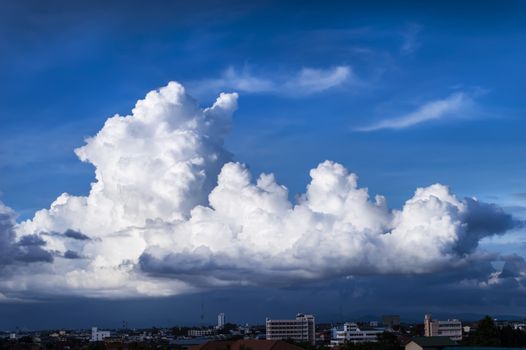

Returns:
190,340,305,350
409,337,458,347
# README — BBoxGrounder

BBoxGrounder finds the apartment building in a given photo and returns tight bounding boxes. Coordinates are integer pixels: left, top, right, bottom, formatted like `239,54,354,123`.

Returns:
266,313,315,345
424,314,462,341
90,327,111,342
330,322,384,346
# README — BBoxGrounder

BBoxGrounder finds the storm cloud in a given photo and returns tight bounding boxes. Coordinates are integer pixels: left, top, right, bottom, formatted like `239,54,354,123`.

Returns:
0,82,521,300
0,202,53,267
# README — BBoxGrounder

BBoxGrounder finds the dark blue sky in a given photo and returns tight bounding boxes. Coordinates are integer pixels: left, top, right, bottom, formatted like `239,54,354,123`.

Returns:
1,0,525,217
0,0,525,330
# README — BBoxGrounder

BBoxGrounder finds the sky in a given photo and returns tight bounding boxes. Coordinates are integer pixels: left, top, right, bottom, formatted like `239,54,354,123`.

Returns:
0,0,525,330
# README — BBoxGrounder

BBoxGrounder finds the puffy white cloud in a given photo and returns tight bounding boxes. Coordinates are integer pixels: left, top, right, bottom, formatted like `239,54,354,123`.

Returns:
0,81,518,299
141,163,514,285
19,82,238,237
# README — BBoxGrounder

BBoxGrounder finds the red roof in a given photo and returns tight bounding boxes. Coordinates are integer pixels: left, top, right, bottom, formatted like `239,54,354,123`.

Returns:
190,339,306,350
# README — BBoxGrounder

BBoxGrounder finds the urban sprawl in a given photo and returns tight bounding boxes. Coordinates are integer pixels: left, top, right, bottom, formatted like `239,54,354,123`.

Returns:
2,313,526,350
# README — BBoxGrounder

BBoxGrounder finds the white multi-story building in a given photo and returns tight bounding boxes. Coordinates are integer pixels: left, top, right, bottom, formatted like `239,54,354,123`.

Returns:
330,323,384,346
266,313,315,345
218,313,225,329
424,315,462,341
188,329,215,337
90,327,111,342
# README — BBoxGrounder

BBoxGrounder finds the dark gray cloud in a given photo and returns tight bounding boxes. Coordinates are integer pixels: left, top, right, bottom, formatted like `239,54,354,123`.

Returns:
500,254,526,279
0,209,17,265
63,250,82,259
13,245,54,263
1,262,526,330
139,249,259,288
18,234,46,246
63,229,91,241
454,198,521,255
42,229,92,241
0,206,54,267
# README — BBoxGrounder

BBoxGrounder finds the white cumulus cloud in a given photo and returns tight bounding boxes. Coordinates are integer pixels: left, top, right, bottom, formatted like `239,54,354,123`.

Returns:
0,82,516,300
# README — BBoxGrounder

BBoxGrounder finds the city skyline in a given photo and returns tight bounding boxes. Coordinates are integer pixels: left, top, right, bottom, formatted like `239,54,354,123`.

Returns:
0,1,525,329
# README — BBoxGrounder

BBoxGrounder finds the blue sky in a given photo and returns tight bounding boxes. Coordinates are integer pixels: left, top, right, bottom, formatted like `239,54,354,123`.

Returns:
0,1,525,329
2,1,525,217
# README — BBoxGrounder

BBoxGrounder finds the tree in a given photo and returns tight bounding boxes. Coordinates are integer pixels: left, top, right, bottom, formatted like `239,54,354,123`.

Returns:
471,316,500,346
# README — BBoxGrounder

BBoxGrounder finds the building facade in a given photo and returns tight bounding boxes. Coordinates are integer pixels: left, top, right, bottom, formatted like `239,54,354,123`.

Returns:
424,315,462,341
266,313,315,345
330,323,384,346
188,329,216,337
218,313,225,329
91,327,111,342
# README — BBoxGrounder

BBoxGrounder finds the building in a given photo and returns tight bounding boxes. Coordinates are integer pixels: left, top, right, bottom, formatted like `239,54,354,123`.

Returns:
405,337,457,350
424,315,462,341
495,320,526,331
190,339,305,350
266,313,315,345
188,329,216,337
330,322,384,346
316,330,332,345
217,313,225,329
382,315,401,329
91,327,111,342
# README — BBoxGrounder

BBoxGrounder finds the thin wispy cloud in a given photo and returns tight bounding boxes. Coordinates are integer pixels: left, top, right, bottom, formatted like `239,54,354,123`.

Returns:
0,292,29,303
355,92,471,132
189,65,353,97
400,23,422,55
283,66,352,94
